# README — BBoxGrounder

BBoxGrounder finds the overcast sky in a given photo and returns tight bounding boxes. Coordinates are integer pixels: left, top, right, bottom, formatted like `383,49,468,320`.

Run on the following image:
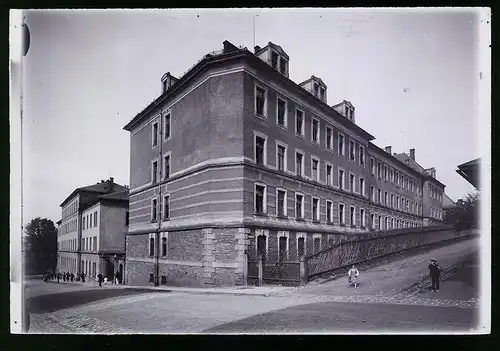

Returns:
22,8,482,224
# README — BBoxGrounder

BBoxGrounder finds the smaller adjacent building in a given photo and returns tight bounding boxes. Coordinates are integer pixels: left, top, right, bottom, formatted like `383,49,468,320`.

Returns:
442,193,457,219
57,177,129,283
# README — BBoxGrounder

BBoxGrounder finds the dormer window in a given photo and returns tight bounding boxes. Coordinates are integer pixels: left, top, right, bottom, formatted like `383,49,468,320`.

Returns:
279,58,288,75
344,106,355,121
270,50,288,76
271,51,279,69
313,83,319,97
320,87,326,101
256,42,290,78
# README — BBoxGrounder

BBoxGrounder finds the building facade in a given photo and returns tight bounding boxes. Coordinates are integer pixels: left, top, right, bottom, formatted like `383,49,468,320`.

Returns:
57,177,129,282
123,40,445,288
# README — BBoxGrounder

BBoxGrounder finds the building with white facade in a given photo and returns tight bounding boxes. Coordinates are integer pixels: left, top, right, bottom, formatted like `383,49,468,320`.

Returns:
57,177,129,282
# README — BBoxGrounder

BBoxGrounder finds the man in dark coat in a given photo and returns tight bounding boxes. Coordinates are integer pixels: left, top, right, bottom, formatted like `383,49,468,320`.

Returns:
81,272,86,283
428,259,442,292
57,273,61,283
70,273,74,282
97,273,103,287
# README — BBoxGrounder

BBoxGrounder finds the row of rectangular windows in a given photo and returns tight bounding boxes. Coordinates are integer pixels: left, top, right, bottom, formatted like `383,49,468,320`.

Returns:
252,215,418,260
60,219,77,236
254,132,365,185
254,88,367,168
58,236,97,252
254,214,421,259
59,238,77,251
254,135,423,215
253,83,430,199
430,206,443,220
429,186,443,202
369,157,421,196
81,236,98,252
369,186,422,216
82,211,99,230
254,183,420,228
62,201,78,219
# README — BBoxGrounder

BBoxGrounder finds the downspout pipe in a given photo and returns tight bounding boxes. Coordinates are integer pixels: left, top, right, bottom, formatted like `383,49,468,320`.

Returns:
155,112,164,287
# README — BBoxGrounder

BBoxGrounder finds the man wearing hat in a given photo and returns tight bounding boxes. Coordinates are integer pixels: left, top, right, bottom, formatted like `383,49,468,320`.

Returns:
428,259,442,292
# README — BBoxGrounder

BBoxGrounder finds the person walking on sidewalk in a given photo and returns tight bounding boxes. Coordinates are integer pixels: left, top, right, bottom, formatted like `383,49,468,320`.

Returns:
97,273,103,287
57,272,61,283
428,259,442,292
114,270,121,285
70,272,74,282
81,272,86,283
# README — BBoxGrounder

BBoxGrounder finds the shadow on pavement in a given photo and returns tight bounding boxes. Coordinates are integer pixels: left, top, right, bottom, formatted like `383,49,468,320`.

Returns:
203,300,479,333
26,288,168,314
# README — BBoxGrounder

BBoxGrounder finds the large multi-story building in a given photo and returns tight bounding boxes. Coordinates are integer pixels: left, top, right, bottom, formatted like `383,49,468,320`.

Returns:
57,177,129,282
123,40,445,287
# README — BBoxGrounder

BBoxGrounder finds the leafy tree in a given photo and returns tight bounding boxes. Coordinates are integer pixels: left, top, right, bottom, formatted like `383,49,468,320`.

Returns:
444,192,480,230
24,217,58,274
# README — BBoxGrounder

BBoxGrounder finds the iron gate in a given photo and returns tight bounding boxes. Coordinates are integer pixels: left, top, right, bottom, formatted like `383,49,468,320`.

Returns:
247,247,300,287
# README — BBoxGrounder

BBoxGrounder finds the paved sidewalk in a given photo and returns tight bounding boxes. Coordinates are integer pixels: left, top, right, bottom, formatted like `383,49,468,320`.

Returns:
118,284,294,297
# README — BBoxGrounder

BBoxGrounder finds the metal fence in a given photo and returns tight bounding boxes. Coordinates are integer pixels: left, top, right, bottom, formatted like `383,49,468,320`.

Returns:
306,227,476,279
247,247,301,287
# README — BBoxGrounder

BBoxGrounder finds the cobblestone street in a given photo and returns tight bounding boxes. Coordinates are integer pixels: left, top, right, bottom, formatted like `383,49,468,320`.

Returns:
27,238,481,334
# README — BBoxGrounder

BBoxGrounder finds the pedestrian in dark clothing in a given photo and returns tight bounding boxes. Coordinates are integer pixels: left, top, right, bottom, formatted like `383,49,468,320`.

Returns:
81,272,86,283
70,273,74,282
66,272,70,282
428,259,442,292
97,273,103,287
115,271,121,285
57,273,61,283
63,273,66,282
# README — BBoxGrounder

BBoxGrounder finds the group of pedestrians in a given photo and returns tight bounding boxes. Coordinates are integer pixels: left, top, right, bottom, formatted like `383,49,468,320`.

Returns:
96,270,122,287
43,270,123,286
43,271,87,284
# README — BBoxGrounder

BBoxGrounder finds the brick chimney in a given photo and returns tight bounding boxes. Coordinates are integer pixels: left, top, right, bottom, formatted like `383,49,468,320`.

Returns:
385,146,392,154
161,72,179,94
105,177,114,192
410,148,415,161
222,40,239,54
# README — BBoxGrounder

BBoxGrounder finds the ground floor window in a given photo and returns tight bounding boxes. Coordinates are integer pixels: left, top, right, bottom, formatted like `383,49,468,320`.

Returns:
313,237,321,253
278,235,288,261
257,234,267,259
297,237,305,257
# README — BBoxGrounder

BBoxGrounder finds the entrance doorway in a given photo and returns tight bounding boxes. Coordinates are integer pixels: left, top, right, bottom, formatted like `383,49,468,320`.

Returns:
106,259,114,281
119,263,123,284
